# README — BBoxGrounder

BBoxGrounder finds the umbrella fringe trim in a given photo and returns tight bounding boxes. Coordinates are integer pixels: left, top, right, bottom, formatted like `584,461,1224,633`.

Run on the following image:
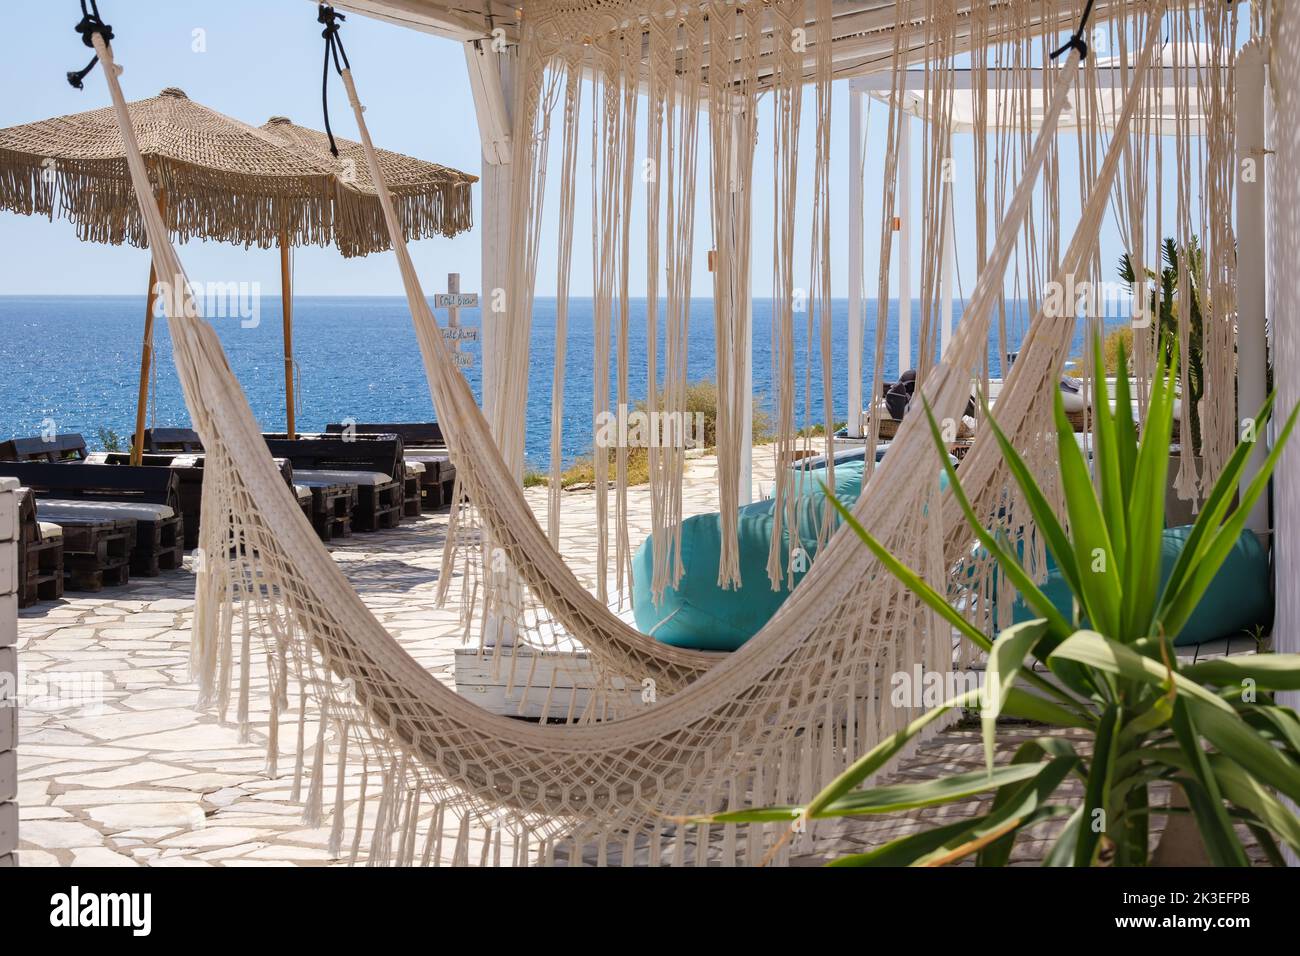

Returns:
0,149,474,256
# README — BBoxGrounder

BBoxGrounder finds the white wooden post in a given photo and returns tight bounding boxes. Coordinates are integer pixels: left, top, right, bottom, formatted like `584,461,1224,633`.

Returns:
1268,2,1300,866
463,41,514,441
1235,41,1269,535
848,87,865,437
897,112,913,374
465,41,518,648
0,477,18,867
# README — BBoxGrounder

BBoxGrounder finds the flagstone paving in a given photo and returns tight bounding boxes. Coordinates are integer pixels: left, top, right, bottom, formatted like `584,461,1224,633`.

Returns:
12,442,1235,866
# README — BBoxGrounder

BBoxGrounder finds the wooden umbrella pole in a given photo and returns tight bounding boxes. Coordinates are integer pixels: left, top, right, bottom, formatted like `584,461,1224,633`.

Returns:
130,259,160,464
281,232,296,439
131,187,167,464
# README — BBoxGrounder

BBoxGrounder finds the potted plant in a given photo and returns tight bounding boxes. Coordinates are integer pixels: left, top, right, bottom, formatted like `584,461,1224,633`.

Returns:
1119,237,1205,455
690,340,1300,865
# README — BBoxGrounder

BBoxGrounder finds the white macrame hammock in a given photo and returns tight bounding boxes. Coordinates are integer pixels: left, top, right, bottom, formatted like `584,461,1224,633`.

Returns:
90,0,1171,864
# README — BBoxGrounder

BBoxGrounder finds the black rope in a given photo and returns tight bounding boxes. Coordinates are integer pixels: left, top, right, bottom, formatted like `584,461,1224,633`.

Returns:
318,4,351,157
1049,0,1098,62
67,0,114,89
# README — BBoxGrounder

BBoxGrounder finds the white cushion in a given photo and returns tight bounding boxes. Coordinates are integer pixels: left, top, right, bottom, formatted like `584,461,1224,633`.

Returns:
38,521,63,541
293,469,393,487
293,484,313,501
406,453,449,465
1059,388,1087,413
38,498,175,522
404,461,426,476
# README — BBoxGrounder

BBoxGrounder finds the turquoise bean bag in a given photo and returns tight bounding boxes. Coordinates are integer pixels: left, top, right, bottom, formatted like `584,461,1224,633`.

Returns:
632,456,952,652
1006,525,1271,646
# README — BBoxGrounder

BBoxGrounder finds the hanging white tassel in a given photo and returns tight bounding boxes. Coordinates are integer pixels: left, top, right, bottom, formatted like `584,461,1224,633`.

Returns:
302,700,330,828
452,813,471,867
419,802,442,867
237,593,252,743
328,721,350,858
290,685,308,803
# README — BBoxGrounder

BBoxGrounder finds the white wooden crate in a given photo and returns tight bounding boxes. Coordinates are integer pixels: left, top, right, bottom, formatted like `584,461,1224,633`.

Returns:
455,645,646,720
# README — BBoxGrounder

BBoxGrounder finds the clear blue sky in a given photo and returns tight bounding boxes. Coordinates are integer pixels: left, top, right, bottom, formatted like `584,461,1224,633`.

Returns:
1,1,1196,300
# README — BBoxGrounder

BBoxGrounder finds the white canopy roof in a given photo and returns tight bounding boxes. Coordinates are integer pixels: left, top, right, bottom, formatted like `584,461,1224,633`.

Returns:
853,44,1222,136
334,0,1139,89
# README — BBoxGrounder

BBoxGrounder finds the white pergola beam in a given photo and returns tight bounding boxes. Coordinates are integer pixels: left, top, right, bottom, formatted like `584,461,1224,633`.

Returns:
464,41,513,166
327,0,513,44
849,66,1223,93
342,0,1138,91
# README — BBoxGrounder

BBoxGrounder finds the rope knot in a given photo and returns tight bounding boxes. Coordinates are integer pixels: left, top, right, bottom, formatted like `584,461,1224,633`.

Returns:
1049,0,1097,64
319,3,346,40
68,0,114,89
316,4,352,157
1049,34,1089,63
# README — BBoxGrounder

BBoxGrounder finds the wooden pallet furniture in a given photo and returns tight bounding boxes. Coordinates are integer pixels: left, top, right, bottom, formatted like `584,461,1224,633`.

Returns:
324,422,456,510
85,451,303,548
400,462,424,517
140,427,204,454
14,490,63,607
0,462,183,579
84,451,205,549
60,517,135,591
0,433,91,463
292,483,316,526
265,434,404,532
325,422,448,447
411,453,454,510
133,428,386,540
297,480,355,541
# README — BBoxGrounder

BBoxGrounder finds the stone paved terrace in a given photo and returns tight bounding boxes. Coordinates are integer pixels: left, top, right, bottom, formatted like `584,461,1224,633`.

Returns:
11,442,1214,866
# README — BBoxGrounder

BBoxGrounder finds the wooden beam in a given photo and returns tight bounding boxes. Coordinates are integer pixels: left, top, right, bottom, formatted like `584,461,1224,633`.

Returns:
281,234,296,440
329,0,514,44
131,189,166,466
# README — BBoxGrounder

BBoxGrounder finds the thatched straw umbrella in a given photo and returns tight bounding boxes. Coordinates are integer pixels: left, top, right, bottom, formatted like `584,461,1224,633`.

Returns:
0,87,475,457
256,114,477,436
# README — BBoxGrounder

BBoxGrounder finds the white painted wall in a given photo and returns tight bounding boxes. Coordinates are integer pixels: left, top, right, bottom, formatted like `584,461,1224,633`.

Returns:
0,477,18,866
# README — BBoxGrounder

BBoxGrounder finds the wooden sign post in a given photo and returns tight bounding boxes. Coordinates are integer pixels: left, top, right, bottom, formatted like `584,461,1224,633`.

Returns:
434,272,479,370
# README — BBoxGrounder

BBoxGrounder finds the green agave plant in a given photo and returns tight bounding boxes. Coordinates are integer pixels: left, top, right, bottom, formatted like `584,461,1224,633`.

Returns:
692,339,1300,866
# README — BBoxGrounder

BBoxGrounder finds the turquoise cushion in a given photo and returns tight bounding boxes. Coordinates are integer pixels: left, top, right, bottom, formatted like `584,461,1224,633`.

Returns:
632,460,866,651
632,457,952,651
1009,525,1271,646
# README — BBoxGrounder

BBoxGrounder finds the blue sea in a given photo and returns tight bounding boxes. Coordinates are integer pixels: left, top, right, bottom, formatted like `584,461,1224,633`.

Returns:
0,295,1120,470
